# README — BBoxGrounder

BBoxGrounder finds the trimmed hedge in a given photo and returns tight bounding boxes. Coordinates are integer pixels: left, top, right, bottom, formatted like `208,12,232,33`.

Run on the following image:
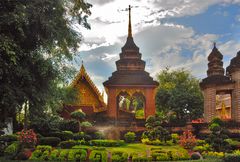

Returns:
68,149,87,161
90,140,125,147
39,137,61,147
112,151,128,162
89,150,108,162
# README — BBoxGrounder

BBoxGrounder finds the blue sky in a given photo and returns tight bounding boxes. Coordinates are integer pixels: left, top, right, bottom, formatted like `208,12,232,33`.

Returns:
72,0,240,95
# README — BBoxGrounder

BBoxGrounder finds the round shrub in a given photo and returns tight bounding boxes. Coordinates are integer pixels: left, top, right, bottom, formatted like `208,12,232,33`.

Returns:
124,132,136,143
191,153,201,160
4,141,20,158
39,137,61,147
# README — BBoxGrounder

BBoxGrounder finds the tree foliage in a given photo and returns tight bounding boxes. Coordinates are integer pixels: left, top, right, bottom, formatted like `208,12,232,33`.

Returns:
0,0,91,125
155,68,203,122
206,118,230,152
143,115,170,142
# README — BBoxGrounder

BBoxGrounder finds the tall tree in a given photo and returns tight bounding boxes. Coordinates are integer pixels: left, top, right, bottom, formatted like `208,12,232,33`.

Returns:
0,0,91,127
155,68,203,122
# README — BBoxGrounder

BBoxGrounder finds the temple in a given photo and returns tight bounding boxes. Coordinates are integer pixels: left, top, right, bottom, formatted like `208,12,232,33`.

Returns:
61,63,107,119
200,44,240,122
103,5,159,123
62,5,159,125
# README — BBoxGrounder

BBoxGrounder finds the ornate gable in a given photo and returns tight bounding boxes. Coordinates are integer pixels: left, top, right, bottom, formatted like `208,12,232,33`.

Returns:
62,64,106,119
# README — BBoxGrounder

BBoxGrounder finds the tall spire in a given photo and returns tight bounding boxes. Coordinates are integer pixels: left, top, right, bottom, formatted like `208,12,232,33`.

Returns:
128,5,132,37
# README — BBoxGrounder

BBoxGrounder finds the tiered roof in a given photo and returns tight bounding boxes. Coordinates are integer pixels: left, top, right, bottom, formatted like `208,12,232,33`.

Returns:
103,5,158,87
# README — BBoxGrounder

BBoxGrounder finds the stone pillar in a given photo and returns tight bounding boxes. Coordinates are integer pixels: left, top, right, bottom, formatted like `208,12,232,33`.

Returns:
107,88,117,119
231,71,240,122
145,88,156,118
203,86,216,123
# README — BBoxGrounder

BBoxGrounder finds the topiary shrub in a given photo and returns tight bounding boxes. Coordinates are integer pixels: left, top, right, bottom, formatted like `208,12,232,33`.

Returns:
111,151,128,162
89,150,108,162
4,141,20,159
68,149,87,161
191,153,201,160
124,132,136,143
223,154,240,162
39,137,61,147
58,149,69,161
59,140,77,149
49,149,60,161
73,132,86,140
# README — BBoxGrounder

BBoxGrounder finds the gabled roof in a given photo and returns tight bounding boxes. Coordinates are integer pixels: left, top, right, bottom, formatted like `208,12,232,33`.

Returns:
71,64,105,104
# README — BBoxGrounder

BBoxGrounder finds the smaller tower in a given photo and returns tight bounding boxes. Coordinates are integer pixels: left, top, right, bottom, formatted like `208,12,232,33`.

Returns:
207,43,224,76
200,44,233,122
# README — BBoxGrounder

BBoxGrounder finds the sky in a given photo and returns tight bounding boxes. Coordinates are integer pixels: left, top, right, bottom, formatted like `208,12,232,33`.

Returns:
72,0,240,98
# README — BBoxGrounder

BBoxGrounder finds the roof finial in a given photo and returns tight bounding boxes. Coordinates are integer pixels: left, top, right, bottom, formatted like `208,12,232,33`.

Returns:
82,60,84,65
213,42,216,48
128,5,132,38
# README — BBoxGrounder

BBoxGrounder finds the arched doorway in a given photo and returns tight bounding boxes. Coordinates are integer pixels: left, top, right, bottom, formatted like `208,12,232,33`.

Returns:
116,91,146,120
132,92,146,119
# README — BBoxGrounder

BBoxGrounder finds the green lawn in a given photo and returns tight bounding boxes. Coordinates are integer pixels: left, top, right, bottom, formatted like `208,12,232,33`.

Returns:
0,143,224,162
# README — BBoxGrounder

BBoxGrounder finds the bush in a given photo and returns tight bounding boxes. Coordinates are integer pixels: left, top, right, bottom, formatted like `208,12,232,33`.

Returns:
4,141,20,158
81,121,92,127
59,120,79,133
0,134,18,143
40,150,50,161
131,153,151,162
58,149,69,161
17,129,37,148
171,133,179,144
156,153,170,161
49,149,60,161
59,140,77,149
39,137,61,147
196,139,207,146
223,154,240,162
202,151,224,159
29,150,42,160
93,131,105,139
225,138,240,150
179,130,197,149
68,149,87,161
124,132,136,143
89,150,108,162
90,140,125,147
49,131,74,141
191,153,201,160
36,145,52,152
193,144,212,153
111,151,128,162
171,149,190,161
73,132,86,140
